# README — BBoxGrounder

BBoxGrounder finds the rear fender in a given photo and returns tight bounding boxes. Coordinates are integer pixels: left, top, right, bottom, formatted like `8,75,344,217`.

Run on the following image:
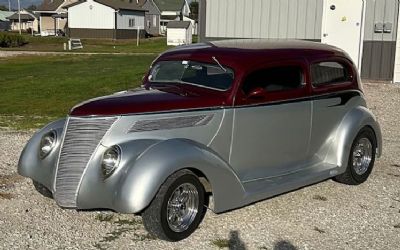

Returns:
326,106,382,172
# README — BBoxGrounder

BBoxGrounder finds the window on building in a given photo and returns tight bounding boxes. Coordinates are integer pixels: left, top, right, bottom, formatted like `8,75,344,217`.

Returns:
311,61,351,86
129,18,136,27
153,15,157,27
242,66,304,94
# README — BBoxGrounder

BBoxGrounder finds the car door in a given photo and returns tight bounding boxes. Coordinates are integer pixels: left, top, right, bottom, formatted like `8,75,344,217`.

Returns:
230,60,312,182
308,58,359,163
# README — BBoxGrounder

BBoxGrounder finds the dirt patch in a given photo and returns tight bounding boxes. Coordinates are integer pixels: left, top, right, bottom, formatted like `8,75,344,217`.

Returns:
0,174,23,190
0,192,14,200
312,195,328,201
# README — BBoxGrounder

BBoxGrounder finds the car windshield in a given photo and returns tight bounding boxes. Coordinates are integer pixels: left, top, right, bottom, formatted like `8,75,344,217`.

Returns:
148,60,235,91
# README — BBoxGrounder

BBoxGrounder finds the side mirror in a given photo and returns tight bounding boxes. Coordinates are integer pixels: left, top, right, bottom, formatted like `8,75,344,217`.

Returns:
247,87,265,99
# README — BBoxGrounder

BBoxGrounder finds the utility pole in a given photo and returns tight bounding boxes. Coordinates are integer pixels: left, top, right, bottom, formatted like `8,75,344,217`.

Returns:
17,0,21,34
8,0,11,11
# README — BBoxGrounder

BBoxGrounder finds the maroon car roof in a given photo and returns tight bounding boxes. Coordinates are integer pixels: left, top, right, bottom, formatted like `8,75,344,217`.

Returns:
158,39,350,70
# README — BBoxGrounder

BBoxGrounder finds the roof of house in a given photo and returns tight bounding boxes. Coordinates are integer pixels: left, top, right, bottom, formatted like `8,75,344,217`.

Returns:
64,0,146,11
0,11,14,22
167,20,191,29
37,0,65,11
153,0,185,12
7,13,36,21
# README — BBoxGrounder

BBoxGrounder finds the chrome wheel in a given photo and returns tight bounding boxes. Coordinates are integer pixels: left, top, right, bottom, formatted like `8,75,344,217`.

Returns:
167,183,199,233
352,137,373,175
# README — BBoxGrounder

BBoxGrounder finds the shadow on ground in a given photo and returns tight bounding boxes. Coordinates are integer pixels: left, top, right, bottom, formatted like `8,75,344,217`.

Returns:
226,230,297,250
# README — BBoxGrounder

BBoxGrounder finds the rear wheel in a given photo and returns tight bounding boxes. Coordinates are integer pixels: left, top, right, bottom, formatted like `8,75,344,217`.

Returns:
335,127,376,185
142,170,206,241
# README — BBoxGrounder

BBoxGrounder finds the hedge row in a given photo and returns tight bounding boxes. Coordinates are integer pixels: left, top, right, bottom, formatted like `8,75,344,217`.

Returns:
0,33,27,48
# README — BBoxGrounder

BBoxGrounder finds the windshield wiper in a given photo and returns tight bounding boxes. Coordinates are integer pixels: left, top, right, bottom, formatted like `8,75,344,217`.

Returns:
212,56,227,72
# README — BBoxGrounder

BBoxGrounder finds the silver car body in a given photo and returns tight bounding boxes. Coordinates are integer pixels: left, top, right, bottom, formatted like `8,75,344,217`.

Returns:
18,41,382,214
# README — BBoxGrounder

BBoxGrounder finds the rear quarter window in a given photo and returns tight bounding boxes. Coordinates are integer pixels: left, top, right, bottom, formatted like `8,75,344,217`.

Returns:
311,61,351,86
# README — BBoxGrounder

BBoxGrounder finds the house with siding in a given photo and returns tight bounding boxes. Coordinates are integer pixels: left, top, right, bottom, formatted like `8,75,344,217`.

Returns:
137,0,161,36
64,0,147,39
0,10,14,31
35,0,78,36
7,10,39,32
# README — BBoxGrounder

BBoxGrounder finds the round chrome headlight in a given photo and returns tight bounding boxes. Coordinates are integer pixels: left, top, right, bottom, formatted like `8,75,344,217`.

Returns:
101,146,121,178
39,131,57,159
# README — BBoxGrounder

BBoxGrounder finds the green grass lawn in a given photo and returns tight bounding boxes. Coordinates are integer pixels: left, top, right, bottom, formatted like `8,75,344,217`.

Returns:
0,54,156,130
0,32,183,53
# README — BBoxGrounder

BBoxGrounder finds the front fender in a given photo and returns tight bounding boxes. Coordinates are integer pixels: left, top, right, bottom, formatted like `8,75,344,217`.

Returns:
113,139,245,214
17,118,67,192
327,106,382,171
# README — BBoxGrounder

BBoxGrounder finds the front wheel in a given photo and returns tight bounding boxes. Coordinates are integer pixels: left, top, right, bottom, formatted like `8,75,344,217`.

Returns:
142,170,206,241
335,127,377,185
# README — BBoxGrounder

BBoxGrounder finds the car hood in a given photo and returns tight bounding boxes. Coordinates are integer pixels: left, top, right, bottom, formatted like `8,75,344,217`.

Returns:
70,88,227,116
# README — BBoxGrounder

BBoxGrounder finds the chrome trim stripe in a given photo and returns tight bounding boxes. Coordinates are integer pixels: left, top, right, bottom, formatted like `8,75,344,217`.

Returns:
128,114,214,133
54,117,117,208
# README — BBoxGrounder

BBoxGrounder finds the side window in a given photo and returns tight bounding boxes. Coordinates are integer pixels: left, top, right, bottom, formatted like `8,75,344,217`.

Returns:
311,61,351,86
242,66,304,94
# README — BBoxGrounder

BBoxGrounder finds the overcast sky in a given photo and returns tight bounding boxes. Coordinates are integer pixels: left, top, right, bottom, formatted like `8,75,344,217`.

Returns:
0,0,42,10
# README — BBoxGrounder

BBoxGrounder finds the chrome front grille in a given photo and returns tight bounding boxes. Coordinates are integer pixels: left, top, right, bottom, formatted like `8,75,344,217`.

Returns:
55,117,117,208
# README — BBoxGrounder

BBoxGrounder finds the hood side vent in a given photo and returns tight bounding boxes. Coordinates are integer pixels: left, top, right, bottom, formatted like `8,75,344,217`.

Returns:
129,114,214,133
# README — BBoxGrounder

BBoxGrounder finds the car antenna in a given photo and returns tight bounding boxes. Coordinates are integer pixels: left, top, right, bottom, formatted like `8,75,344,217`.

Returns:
212,56,227,72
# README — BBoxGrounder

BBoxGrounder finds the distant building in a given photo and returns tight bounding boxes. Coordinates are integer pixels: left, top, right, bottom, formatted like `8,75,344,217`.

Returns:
137,0,161,36
35,0,77,36
153,0,190,34
0,10,14,31
7,10,39,33
64,0,147,39
167,20,192,46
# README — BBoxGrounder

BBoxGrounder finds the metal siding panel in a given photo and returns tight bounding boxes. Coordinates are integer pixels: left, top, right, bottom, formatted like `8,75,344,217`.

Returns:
243,0,253,38
262,0,272,38
269,0,280,38
370,42,383,78
206,0,221,37
362,41,396,80
235,0,245,38
314,0,323,39
361,41,373,79
364,0,375,41
217,0,227,37
287,0,298,39
296,0,308,39
278,0,289,38
392,0,399,40
383,0,398,41
305,0,317,39
205,0,212,36
373,0,385,41
225,0,236,37
252,0,263,38
380,41,396,79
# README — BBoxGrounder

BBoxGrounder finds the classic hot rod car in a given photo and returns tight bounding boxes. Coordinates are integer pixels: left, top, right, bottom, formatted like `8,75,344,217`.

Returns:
18,39,382,241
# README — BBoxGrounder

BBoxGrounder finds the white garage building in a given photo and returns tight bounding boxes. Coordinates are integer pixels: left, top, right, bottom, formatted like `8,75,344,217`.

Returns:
167,21,192,45
199,0,400,82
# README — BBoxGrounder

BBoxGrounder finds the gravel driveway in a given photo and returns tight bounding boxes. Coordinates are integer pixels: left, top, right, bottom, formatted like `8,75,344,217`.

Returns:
1,82,399,250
